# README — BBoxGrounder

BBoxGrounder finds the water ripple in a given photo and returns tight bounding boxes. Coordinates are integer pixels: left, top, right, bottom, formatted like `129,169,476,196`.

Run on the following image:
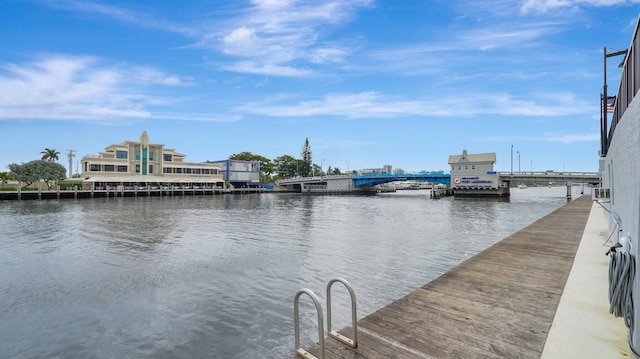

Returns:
0,187,583,358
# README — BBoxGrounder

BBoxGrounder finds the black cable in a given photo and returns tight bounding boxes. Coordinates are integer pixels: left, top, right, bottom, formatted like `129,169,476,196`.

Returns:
609,250,637,356
609,251,634,326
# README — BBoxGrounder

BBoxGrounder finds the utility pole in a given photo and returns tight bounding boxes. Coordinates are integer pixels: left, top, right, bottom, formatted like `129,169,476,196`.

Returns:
510,144,513,174
66,150,76,179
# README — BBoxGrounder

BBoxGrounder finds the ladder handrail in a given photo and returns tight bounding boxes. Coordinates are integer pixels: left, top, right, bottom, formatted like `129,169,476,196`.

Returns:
326,277,358,348
294,288,325,359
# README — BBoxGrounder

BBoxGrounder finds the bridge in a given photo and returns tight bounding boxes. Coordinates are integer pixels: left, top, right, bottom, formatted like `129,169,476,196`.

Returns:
277,172,450,193
352,172,450,186
277,171,600,193
497,171,600,185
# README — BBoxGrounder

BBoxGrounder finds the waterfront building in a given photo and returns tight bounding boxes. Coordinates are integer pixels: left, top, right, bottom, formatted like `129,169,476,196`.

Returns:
448,149,509,196
359,164,396,175
80,131,225,189
208,160,261,188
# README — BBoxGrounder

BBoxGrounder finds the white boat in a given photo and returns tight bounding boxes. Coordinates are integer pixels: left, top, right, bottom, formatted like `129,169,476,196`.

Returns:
517,184,528,189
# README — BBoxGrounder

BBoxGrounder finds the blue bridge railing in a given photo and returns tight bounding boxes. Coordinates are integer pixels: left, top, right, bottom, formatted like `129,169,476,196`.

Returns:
352,172,451,187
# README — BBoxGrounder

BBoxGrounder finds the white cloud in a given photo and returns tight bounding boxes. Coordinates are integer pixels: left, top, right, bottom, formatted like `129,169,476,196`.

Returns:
251,0,296,9
236,91,595,119
42,0,195,36
132,68,194,86
152,112,242,122
222,26,258,56
544,132,600,143
202,0,373,76
521,0,574,14
0,55,199,121
310,47,347,64
222,61,312,77
520,0,640,14
460,24,561,51
0,56,119,108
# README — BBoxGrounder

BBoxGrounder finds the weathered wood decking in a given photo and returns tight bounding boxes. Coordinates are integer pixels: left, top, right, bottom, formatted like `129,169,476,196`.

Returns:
297,195,593,359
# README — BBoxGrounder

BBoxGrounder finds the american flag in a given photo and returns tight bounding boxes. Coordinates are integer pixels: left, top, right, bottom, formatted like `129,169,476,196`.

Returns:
606,96,616,113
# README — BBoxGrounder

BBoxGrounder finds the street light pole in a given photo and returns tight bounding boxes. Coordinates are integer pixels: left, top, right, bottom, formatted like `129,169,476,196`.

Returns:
517,150,520,174
510,144,513,175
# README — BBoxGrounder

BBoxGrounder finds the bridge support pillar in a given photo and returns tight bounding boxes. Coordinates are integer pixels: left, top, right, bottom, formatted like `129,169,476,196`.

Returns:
566,182,572,200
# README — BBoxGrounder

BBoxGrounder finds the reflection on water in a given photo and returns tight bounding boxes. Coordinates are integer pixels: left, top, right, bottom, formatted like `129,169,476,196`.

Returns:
0,187,587,358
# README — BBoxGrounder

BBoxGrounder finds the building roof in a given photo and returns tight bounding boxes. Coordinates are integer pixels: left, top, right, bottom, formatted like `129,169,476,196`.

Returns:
448,150,496,164
83,175,222,183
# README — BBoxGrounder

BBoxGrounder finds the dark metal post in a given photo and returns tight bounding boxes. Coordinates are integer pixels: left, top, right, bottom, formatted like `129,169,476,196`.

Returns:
602,47,628,156
602,47,608,156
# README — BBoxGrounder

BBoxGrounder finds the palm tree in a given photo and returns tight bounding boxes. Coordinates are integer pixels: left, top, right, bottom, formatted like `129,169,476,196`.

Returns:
41,148,60,162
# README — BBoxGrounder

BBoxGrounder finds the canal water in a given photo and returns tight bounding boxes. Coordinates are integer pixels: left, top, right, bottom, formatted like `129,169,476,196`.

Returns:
0,186,588,358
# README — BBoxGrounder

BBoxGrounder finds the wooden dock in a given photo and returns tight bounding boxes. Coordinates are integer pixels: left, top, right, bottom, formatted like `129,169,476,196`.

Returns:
297,195,593,359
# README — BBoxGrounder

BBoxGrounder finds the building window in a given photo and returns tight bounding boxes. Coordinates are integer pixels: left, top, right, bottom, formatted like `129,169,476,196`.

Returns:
135,164,140,173
117,165,128,172
185,168,192,174
164,153,172,161
116,150,127,159
142,149,147,175
149,165,154,174
458,165,461,170
175,168,182,174
163,167,171,174
472,165,476,170
90,164,100,171
135,151,140,160
465,165,468,170
104,165,115,172
149,151,154,160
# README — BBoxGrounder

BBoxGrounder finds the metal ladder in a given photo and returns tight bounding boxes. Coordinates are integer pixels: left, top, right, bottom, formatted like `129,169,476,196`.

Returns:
293,277,358,359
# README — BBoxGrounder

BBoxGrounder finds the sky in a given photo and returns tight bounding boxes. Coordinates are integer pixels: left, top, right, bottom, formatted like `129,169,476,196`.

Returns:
1,0,638,176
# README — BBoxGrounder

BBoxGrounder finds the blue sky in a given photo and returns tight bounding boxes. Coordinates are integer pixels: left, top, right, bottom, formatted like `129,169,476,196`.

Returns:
1,0,638,175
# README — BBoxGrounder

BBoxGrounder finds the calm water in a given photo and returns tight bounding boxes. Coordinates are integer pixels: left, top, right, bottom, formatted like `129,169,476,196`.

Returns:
0,186,588,358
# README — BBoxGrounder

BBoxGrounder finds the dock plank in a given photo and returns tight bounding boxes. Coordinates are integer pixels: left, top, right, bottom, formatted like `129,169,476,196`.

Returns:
292,196,593,359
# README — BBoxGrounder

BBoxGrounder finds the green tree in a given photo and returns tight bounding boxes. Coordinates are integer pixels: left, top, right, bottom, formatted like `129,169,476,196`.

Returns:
261,161,275,182
311,163,323,176
41,148,60,162
273,154,299,178
300,138,312,177
8,160,66,189
0,172,12,189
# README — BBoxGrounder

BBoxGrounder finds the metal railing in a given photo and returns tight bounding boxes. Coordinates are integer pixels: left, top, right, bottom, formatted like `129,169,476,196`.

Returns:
603,17,640,156
327,278,358,348
294,289,325,359
293,278,358,358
